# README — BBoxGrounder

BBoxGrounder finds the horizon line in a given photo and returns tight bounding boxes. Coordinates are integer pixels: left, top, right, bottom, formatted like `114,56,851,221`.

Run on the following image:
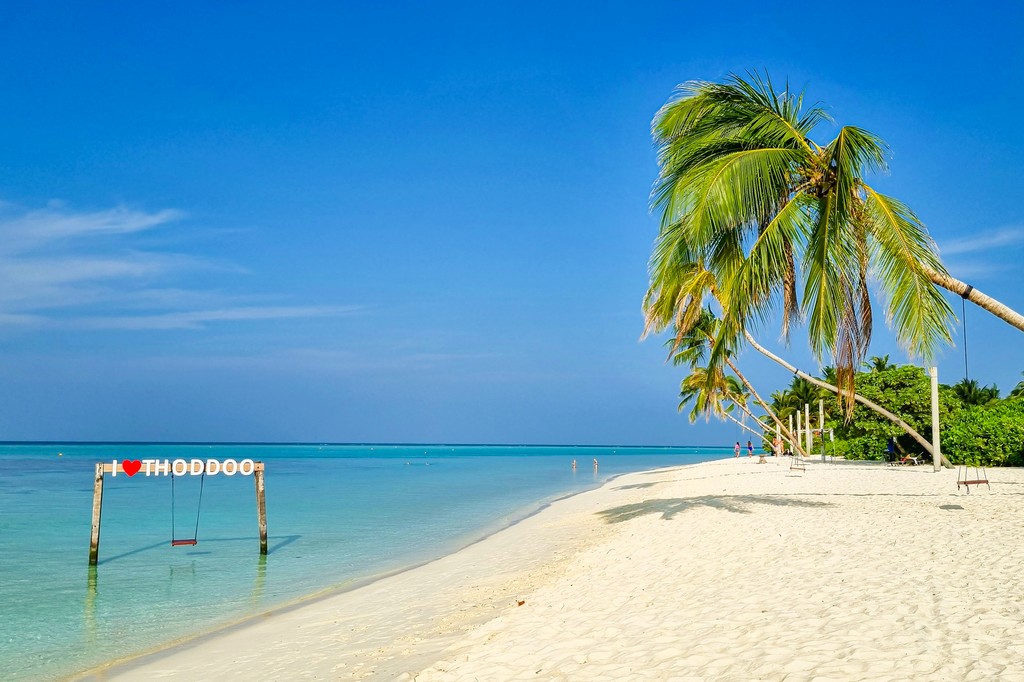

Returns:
0,440,729,449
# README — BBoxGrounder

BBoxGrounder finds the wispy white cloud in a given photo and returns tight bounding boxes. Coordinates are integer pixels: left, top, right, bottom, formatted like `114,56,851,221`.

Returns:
940,227,1024,256
71,305,362,330
16,346,498,376
0,203,185,255
940,260,1008,280
0,200,358,330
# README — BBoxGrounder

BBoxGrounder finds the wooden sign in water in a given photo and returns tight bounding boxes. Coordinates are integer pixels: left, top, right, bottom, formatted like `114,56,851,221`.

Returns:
88,460,267,565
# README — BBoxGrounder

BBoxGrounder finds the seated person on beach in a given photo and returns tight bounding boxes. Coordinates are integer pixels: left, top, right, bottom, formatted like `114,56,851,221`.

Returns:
885,437,897,465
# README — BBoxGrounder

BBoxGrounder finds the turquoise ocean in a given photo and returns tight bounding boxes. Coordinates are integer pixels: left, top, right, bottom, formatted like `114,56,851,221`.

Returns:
0,443,725,680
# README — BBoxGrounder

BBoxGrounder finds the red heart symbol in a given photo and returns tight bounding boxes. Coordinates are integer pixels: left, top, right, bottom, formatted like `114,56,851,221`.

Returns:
122,459,142,476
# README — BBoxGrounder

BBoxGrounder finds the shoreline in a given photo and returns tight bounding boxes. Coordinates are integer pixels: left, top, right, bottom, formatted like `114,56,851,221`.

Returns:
71,466,652,680
80,457,1024,680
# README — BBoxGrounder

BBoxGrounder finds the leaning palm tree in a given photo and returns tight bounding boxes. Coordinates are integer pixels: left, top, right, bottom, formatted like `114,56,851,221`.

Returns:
667,309,806,455
646,72,955,412
677,367,763,439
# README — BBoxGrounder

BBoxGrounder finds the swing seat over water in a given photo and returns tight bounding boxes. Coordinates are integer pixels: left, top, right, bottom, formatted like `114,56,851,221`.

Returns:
171,467,206,548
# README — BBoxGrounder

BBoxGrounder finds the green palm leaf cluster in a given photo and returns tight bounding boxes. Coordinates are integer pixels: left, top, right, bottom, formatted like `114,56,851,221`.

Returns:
644,72,954,412
866,354,894,372
951,378,1000,406
678,367,746,423
668,310,759,432
1011,372,1024,399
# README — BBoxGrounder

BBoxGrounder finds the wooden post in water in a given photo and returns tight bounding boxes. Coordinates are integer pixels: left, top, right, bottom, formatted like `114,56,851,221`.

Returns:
89,463,104,566
255,462,268,555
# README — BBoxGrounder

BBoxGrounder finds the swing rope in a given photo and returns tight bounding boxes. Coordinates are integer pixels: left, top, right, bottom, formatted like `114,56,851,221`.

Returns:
956,287,990,491
171,465,206,546
961,291,970,381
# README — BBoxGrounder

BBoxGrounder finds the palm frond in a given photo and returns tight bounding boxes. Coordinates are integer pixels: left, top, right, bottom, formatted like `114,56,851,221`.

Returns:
862,186,954,358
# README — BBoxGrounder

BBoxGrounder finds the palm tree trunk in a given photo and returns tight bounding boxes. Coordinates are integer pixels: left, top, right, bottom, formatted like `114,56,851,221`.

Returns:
732,401,767,434
722,410,763,439
724,357,809,458
743,331,953,468
925,266,1024,333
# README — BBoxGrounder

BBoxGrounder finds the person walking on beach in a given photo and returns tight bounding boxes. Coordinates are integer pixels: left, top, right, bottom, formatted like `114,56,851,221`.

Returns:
734,442,741,458
772,435,783,457
747,440,754,458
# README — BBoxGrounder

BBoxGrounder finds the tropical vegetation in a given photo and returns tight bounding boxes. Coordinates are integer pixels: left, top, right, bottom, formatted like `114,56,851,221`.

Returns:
644,72,1024,466
764,363,1024,467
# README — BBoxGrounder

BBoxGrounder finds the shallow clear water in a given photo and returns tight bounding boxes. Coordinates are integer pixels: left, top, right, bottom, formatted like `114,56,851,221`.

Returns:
0,443,725,680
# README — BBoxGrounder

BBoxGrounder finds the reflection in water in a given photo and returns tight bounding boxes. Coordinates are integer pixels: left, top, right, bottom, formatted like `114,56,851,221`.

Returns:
250,554,267,608
167,560,198,597
84,565,98,645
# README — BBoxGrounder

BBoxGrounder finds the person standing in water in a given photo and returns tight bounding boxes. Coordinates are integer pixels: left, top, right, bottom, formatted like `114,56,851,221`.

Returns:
593,458,598,471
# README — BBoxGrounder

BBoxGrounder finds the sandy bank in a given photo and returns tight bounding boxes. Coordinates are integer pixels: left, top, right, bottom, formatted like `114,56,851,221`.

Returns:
86,457,1024,681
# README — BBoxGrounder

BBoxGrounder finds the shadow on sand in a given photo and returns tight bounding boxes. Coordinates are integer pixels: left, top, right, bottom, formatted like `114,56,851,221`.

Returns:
613,482,664,491
598,494,832,524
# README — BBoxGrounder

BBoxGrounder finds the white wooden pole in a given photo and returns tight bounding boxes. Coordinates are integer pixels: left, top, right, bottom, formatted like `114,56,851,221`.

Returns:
788,414,794,451
818,400,824,457
805,403,812,455
796,410,802,455
819,399,825,458
930,367,941,471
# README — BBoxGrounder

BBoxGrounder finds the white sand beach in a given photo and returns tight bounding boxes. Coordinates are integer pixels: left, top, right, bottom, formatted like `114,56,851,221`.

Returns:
86,457,1024,681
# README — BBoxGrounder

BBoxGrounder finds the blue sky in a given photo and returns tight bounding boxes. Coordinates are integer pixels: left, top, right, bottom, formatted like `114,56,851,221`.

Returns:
0,2,1022,444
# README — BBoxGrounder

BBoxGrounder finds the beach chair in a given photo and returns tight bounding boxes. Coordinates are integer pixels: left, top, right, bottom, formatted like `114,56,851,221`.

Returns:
899,454,921,466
